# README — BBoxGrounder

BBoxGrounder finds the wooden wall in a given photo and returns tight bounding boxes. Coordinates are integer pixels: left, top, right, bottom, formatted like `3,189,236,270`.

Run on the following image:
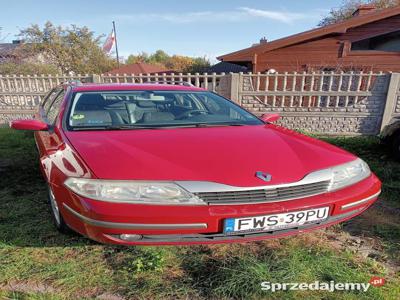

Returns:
254,15,400,73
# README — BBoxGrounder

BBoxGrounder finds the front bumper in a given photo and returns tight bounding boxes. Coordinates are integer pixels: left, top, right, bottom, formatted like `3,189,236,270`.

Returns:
56,173,381,245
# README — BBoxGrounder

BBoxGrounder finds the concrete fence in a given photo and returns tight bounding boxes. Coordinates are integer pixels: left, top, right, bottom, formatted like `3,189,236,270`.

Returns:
236,71,390,135
1,71,399,135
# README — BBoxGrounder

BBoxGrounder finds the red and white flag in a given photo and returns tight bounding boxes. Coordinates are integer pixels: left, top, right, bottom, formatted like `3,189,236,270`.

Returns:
102,30,115,53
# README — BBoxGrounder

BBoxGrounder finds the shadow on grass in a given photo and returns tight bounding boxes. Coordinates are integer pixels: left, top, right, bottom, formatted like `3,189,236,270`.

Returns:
322,136,400,265
0,129,90,248
176,241,389,300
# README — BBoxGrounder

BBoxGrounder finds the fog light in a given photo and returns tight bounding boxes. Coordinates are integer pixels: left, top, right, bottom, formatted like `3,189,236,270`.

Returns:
119,234,143,241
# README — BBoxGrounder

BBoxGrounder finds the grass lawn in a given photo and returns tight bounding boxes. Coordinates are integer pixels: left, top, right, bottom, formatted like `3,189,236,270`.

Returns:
0,128,399,299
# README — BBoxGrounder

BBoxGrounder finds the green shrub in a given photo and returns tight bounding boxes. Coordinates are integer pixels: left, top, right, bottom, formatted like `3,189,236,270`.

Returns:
0,62,59,75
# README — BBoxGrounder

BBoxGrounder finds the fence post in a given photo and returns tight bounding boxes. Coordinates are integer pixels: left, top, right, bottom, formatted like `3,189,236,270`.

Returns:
230,73,240,103
380,73,400,132
90,74,102,83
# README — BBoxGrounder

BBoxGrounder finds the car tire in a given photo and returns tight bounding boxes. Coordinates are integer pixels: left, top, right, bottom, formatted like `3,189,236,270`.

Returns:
48,186,71,234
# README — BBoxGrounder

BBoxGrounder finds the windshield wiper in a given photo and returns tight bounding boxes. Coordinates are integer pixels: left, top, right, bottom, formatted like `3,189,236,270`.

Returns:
71,125,161,131
135,123,247,128
191,123,247,127
71,123,248,131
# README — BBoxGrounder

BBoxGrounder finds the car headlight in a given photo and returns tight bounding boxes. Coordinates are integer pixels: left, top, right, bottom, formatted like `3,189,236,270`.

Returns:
329,158,371,191
64,178,206,205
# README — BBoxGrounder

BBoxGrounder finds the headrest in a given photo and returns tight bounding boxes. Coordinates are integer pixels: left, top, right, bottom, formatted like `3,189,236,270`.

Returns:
75,94,106,110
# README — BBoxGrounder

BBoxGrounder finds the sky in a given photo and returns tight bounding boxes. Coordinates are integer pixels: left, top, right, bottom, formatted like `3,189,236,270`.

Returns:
0,0,343,62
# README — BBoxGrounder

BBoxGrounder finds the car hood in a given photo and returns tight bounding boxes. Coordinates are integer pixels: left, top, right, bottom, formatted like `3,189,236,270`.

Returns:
64,125,355,187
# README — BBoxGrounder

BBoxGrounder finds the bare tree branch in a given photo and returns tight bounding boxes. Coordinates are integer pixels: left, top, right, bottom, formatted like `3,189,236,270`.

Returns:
318,0,400,27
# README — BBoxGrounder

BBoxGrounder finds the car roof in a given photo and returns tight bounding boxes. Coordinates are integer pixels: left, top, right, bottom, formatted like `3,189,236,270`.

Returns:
70,83,205,92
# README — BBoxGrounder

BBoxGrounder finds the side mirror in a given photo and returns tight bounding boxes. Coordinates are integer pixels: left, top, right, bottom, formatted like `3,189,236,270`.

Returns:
10,119,49,131
260,113,280,123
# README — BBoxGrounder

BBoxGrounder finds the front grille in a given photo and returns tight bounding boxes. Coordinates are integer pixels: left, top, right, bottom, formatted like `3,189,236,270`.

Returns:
195,180,331,205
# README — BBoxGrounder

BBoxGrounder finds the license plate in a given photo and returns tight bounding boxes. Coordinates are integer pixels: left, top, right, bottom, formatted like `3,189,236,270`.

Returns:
224,207,329,235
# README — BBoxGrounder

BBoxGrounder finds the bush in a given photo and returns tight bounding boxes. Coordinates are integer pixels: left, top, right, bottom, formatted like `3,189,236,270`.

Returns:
0,62,59,75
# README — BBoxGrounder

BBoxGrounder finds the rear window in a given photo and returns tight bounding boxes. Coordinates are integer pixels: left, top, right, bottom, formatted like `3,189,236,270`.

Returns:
67,90,262,130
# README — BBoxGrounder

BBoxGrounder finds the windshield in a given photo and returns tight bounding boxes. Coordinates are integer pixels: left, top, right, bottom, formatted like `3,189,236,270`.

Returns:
67,90,263,130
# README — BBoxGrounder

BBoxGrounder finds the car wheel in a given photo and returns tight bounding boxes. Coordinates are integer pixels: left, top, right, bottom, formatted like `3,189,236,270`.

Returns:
48,186,71,234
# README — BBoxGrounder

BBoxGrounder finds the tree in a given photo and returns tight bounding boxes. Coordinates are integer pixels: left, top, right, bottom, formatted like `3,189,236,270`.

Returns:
126,50,170,66
184,57,211,73
17,21,117,74
125,49,210,73
150,50,169,64
126,52,150,64
165,55,194,72
318,0,400,26
0,62,59,75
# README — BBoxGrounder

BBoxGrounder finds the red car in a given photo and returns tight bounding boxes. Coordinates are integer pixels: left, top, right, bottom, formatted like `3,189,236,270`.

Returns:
11,82,381,245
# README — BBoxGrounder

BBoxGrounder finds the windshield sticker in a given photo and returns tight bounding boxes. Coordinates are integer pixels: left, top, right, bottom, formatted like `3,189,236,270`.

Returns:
72,114,85,120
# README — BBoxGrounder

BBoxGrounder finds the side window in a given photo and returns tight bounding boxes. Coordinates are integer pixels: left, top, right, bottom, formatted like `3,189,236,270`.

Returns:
198,93,246,120
40,89,52,106
43,88,61,112
201,96,221,113
351,30,400,52
47,91,65,124
175,94,195,109
197,94,223,113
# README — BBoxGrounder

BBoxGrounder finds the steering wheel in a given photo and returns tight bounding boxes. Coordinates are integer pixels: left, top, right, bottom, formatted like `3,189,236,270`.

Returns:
177,109,210,119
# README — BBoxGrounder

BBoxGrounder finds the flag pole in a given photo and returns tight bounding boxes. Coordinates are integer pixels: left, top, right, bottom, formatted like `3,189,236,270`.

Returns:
112,21,120,67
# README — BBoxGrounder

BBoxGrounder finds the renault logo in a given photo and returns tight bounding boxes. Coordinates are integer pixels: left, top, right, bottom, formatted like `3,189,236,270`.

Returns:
255,171,272,182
